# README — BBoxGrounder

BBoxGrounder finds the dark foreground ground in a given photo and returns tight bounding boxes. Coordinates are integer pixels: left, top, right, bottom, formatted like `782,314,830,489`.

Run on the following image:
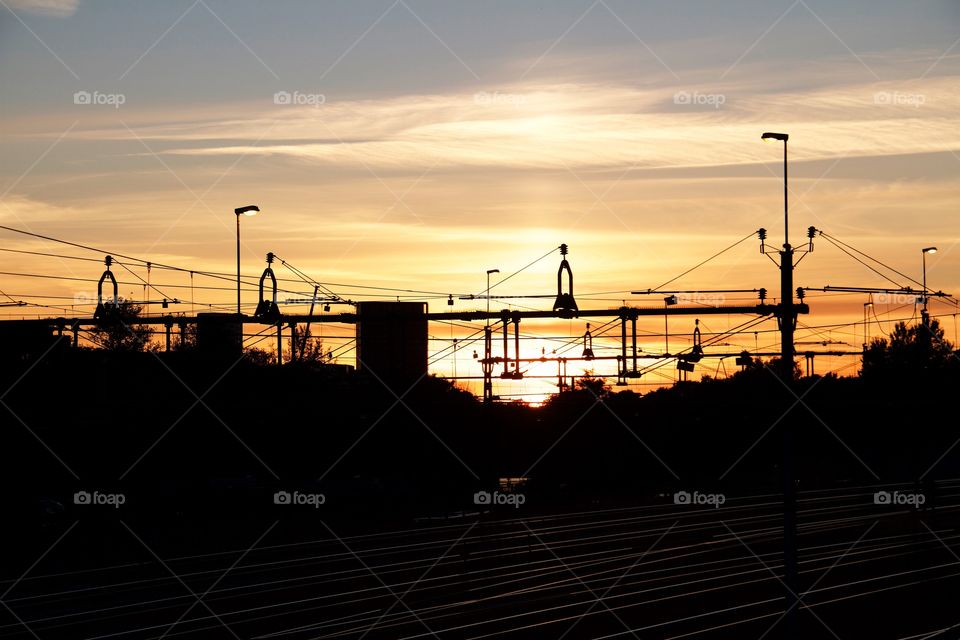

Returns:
3,482,959,639
2,349,960,638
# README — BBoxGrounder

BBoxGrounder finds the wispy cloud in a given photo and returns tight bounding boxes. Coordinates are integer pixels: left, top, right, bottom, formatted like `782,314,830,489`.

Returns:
5,0,78,17
59,76,955,173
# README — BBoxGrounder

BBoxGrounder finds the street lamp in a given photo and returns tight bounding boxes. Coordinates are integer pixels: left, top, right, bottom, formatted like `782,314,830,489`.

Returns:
234,205,260,317
486,269,499,323
921,246,937,321
761,131,794,379
762,131,799,633
761,132,789,245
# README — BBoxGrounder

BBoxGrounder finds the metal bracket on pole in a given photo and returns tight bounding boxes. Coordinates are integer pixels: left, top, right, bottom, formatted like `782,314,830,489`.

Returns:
688,319,704,363
553,244,578,318
254,252,281,323
581,323,594,360
94,255,118,321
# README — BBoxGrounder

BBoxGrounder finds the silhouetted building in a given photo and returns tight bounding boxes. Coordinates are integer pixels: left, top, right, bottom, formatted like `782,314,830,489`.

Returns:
356,301,427,385
196,313,242,360
0,320,64,361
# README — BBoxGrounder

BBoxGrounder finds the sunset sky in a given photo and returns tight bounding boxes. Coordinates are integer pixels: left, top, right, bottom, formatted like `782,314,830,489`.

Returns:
2,0,959,397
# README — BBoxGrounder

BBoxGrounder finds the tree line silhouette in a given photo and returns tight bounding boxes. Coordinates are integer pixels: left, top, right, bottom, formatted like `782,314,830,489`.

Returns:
2,309,958,524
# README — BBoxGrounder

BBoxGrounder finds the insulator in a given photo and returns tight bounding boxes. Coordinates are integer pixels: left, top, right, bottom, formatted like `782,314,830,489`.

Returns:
447,294,454,306
758,287,767,301
758,228,767,240
807,226,817,239
689,319,703,362
94,257,119,321
254,256,281,321
582,323,595,360
553,248,578,318
796,287,805,300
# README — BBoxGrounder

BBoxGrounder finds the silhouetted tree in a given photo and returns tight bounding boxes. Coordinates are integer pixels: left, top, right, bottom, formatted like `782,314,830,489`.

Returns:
574,371,611,398
284,328,331,365
146,321,197,354
174,322,197,351
244,346,275,365
862,319,954,376
733,355,801,380
88,302,152,351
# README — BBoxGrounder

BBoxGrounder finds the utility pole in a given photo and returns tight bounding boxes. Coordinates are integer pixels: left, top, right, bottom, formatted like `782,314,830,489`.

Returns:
763,131,799,639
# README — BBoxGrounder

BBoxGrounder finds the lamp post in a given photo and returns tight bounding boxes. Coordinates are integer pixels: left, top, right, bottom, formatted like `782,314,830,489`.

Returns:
761,131,797,639
863,301,873,349
234,205,260,317
761,132,789,245
922,247,937,324
761,132,794,381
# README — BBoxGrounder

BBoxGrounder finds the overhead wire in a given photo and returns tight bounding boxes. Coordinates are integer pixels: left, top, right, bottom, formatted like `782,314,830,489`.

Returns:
819,230,925,289
649,231,756,293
